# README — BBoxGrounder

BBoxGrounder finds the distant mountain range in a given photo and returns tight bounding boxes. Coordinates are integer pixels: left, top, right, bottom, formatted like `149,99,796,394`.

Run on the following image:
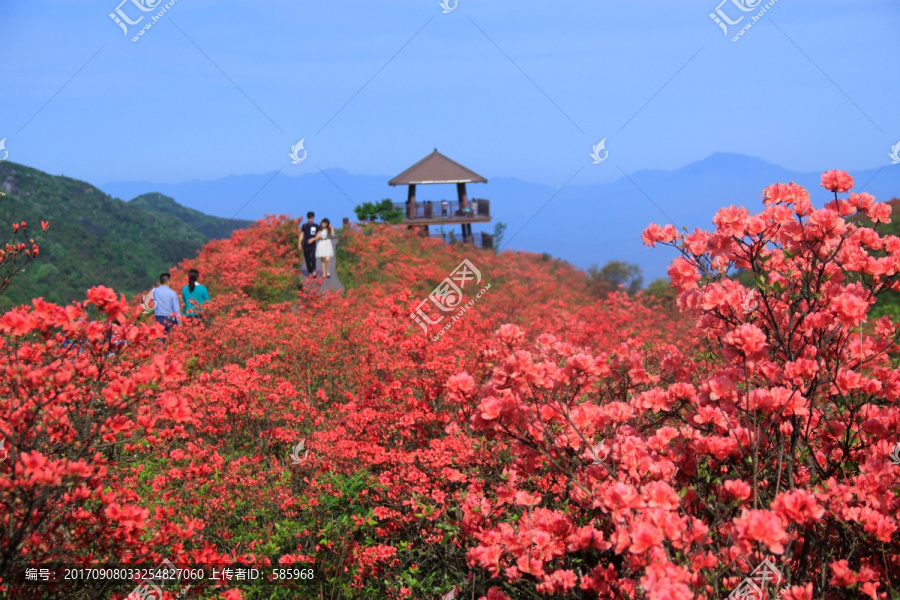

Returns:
0,162,250,311
99,154,900,281
3,152,893,313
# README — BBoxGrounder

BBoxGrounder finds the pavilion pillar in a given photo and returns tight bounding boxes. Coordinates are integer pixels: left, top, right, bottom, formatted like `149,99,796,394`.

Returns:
457,182,470,242
457,182,469,210
407,184,416,220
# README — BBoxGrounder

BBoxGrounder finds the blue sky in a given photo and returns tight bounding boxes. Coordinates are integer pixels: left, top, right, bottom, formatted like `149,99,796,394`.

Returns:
1,0,898,188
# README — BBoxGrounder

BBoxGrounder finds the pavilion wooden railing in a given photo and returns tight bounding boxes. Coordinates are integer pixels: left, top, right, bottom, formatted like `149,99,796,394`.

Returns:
430,231,494,249
395,199,490,220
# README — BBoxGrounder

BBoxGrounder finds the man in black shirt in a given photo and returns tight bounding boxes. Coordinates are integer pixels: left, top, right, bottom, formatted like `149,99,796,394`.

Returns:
298,211,319,276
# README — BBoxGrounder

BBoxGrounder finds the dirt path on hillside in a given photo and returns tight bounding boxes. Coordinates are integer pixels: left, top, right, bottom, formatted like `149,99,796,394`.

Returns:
300,238,344,294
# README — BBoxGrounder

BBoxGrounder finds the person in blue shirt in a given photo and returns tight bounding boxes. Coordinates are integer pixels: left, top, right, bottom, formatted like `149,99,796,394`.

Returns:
152,272,181,335
181,269,210,319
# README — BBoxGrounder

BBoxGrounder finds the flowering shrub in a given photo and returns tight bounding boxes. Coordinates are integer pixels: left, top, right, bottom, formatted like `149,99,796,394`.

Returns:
463,171,900,599
0,191,46,297
0,172,897,599
0,289,188,593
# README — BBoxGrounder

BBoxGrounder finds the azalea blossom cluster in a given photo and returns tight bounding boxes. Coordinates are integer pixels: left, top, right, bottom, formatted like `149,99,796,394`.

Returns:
0,288,191,596
459,171,898,599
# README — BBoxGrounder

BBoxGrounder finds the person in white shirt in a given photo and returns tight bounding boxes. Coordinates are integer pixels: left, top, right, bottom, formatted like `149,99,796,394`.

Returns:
313,219,336,278
152,272,182,336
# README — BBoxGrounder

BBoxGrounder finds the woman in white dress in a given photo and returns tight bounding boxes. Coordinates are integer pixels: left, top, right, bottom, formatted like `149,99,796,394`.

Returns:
314,218,336,278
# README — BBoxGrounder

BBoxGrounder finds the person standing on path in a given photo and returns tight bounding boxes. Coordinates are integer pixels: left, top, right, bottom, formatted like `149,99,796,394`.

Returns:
298,211,319,277
152,272,181,337
314,218,335,278
181,269,210,319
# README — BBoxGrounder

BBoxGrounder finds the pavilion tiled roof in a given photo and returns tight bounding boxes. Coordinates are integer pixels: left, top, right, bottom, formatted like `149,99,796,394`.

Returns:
389,149,488,186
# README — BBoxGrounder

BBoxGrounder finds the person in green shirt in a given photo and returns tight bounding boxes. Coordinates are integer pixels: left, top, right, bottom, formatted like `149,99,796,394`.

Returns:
181,269,210,319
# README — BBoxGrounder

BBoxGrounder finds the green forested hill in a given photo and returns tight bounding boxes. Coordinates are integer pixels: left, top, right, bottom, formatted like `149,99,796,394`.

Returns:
0,161,250,311
851,198,900,319
129,192,248,239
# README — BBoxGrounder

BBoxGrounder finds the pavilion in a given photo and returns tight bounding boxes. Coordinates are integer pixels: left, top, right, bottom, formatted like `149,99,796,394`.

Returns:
388,149,492,245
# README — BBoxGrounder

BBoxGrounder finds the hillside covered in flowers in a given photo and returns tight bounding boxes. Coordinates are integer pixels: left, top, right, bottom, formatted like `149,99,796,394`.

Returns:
1,171,899,600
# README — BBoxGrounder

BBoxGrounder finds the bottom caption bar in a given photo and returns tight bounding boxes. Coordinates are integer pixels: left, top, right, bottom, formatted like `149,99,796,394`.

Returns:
9,562,317,595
